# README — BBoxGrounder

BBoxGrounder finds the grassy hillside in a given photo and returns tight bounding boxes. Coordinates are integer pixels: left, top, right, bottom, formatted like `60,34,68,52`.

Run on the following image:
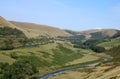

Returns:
106,45,120,59
0,16,71,38
0,16,17,28
10,21,71,37
98,37,120,50
0,16,30,37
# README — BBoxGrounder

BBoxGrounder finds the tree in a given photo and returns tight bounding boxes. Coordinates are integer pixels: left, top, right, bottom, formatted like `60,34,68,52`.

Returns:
2,60,38,79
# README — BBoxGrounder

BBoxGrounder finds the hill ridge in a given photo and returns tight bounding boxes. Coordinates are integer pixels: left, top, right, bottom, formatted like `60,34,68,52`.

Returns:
0,16,71,38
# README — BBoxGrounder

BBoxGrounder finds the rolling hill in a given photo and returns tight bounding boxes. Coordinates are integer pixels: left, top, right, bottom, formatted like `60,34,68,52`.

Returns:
10,21,71,37
0,16,71,38
64,29,119,41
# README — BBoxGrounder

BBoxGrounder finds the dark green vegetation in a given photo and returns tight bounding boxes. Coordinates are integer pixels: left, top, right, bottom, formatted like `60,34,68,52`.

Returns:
0,60,38,79
0,27,26,50
0,26,26,38
90,32,109,39
72,39,106,53
52,45,83,66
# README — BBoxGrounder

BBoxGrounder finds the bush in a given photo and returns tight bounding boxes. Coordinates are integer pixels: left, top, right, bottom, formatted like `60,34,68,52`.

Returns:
90,46,105,53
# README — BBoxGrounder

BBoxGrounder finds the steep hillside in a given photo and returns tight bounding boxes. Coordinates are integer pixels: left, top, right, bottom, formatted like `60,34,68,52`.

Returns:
0,16,32,37
0,16,16,28
10,21,71,37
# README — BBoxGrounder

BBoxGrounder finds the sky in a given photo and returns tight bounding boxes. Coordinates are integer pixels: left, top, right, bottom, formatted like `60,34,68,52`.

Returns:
0,0,120,31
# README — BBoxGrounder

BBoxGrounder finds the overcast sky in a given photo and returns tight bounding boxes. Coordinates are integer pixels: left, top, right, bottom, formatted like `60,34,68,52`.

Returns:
0,0,120,31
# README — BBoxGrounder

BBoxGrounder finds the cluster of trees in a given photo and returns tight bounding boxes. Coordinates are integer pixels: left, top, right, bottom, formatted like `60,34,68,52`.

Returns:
0,27,26,50
0,60,38,79
0,26,26,38
73,39,106,53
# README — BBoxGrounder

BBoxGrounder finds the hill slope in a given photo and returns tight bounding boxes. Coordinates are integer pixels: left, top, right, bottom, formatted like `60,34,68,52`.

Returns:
10,21,71,37
0,16,70,38
98,37,120,50
0,16,32,37
0,16,16,28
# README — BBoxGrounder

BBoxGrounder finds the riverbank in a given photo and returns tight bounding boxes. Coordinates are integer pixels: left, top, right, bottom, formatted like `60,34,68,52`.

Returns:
36,57,110,79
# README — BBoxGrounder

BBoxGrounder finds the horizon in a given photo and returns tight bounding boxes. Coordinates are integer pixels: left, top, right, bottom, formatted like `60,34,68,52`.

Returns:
0,0,120,31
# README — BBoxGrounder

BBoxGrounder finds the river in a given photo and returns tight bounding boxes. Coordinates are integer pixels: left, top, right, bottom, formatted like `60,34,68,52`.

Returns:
36,58,110,79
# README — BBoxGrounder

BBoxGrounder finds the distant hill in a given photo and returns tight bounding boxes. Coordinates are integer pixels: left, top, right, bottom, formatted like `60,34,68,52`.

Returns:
64,29,119,41
77,29,119,39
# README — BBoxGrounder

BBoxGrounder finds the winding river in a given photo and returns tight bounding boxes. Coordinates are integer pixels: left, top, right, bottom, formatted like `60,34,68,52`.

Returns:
36,58,110,79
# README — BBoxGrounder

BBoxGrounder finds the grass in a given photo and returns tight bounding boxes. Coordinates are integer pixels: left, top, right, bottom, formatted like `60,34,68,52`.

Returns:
98,37,120,50
0,53,15,64
66,54,100,65
52,45,83,66
38,51,51,58
10,21,70,38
